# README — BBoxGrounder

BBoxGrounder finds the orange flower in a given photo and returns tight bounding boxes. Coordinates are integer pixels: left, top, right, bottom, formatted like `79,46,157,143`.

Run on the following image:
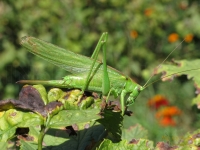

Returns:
184,34,193,43
130,30,138,39
158,116,176,126
156,106,181,118
148,95,169,109
148,95,181,127
168,33,179,43
144,8,153,16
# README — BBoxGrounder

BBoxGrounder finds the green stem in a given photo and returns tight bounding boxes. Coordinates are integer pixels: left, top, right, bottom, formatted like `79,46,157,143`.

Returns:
38,125,47,150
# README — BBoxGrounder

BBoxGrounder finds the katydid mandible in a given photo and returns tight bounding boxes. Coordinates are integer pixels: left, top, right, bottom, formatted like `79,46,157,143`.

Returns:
18,32,154,114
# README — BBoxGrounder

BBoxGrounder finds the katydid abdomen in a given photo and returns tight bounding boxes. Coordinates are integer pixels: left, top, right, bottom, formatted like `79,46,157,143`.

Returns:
18,33,144,114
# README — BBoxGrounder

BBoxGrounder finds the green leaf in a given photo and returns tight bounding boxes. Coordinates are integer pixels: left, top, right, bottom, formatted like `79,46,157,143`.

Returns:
20,140,38,150
97,109,123,142
18,85,46,115
122,124,148,142
0,126,16,142
0,109,43,142
47,88,101,113
155,59,200,85
97,139,154,150
71,122,105,149
0,141,8,150
43,129,71,149
155,59,200,107
48,109,101,128
47,88,64,103
27,126,41,143
176,129,200,149
33,85,48,105
4,109,23,126
0,112,10,131
43,122,105,150
17,111,43,127
192,95,200,108
155,142,177,150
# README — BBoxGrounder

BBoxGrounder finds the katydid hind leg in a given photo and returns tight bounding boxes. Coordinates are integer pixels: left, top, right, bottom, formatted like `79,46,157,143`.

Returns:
82,32,109,92
62,33,109,104
82,32,110,95
102,33,110,95
83,32,112,112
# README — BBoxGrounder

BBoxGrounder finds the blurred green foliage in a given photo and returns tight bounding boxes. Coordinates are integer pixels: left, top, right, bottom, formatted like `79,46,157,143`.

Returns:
1,0,200,144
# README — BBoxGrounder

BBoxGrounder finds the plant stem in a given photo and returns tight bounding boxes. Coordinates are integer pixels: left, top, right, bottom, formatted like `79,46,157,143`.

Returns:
38,125,46,150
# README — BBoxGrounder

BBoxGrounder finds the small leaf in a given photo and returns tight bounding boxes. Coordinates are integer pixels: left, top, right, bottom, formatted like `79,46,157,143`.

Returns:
71,122,105,150
155,142,176,150
20,140,38,150
0,141,8,150
43,122,105,150
45,101,63,116
58,90,83,110
33,85,48,105
155,59,200,108
192,94,200,109
0,100,20,111
97,109,123,142
155,59,200,86
4,109,23,126
0,109,43,142
27,126,41,143
56,89,101,110
48,88,64,103
97,139,154,150
79,97,94,109
0,112,10,131
19,85,45,115
176,129,200,149
48,109,101,128
0,126,16,142
122,124,148,142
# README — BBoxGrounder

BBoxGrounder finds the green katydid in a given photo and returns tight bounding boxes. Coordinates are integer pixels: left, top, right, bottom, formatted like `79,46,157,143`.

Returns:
17,32,180,115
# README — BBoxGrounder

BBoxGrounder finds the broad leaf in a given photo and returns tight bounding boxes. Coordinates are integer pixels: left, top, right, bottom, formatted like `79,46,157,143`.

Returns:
0,141,8,150
97,139,154,150
43,122,105,150
175,129,200,149
0,109,43,142
48,109,101,128
97,109,123,142
20,140,38,150
155,59,200,108
122,124,148,142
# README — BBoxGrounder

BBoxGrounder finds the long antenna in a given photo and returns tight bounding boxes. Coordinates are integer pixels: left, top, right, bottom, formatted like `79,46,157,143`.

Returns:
143,39,185,88
143,67,200,89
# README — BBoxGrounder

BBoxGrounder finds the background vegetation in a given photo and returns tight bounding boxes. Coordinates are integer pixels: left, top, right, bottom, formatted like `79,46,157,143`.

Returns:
1,0,200,147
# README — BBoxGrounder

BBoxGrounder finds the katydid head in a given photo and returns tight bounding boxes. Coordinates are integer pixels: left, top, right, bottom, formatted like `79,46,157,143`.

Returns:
124,79,144,106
